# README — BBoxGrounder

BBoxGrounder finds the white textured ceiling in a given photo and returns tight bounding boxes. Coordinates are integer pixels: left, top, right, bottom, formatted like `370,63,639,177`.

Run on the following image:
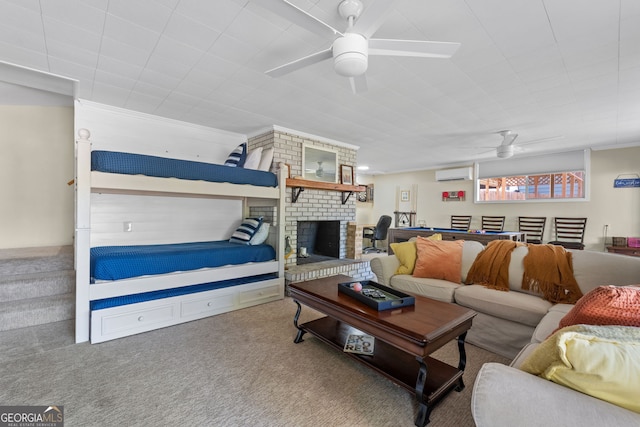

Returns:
1,0,639,174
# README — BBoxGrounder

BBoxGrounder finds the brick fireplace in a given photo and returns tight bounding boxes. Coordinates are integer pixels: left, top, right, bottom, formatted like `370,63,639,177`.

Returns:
248,126,373,284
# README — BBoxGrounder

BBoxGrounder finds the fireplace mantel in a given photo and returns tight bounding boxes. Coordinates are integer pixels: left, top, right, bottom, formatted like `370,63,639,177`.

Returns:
286,178,366,204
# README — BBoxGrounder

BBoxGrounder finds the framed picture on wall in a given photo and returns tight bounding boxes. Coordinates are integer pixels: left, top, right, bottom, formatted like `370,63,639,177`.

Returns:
302,144,338,183
400,190,410,202
340,165,354,185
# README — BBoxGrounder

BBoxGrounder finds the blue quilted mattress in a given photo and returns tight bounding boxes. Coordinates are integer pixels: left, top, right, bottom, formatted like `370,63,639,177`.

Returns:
91,150,278,187
90,273,277,310
91,241,276,281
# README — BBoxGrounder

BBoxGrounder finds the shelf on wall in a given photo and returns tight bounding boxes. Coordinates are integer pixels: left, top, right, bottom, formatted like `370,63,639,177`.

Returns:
285,178,366,204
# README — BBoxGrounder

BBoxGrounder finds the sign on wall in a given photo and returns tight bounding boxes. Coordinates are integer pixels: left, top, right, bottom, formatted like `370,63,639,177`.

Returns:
442,191,465,201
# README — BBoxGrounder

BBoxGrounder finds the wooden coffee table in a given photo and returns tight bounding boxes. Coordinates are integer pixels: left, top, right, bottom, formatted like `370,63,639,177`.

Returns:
289,275,476,427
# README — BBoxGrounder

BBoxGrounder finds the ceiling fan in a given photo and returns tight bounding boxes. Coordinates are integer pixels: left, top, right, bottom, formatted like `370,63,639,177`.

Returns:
253,0,461,93
487,131,565,159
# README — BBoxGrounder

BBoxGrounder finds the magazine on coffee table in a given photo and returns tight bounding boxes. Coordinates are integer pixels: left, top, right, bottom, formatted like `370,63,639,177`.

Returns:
343,333,375,356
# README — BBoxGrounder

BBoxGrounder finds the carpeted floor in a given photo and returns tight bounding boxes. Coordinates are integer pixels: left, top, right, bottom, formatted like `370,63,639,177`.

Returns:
0,297,510,426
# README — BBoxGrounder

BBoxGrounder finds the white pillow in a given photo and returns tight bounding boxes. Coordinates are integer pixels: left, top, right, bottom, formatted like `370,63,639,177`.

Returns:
258,147,274,172
250,222,270,245
244,147,263,170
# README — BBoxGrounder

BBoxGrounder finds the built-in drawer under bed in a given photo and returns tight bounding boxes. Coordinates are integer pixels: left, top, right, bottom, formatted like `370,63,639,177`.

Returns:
91,241,276,281
91,273,277,310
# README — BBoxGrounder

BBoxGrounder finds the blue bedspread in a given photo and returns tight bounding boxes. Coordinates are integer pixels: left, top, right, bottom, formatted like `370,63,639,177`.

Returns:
91,241,276,281
91,150,278,187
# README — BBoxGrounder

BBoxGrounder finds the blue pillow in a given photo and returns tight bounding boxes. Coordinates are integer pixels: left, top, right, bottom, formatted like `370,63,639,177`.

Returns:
229,217,263,245
224,143,247,167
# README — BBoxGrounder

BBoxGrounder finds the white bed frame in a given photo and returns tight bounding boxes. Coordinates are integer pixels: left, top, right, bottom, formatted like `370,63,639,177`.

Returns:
75,128,286,343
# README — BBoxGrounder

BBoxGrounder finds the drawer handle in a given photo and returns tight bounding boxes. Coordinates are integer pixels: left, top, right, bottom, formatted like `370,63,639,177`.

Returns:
207,302,212,307
138,316,144,322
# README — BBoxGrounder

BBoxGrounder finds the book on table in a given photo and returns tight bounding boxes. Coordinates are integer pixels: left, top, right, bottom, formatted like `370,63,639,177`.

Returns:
343,333,375,355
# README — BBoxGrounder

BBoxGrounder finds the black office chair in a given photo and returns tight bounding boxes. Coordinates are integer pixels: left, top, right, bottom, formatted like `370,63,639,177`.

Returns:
363,215,392,254
548,217,587,250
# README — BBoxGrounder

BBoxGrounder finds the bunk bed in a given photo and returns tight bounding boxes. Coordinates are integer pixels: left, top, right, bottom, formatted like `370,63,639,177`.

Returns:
75,128,286,343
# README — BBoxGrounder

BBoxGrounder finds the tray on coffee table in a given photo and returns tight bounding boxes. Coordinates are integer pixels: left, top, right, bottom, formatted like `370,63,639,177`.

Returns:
338,280,415,311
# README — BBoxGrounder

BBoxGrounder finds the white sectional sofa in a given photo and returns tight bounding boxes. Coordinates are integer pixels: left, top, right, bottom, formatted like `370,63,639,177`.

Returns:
471,304,640,426
370,241,640,425
369,241,640,358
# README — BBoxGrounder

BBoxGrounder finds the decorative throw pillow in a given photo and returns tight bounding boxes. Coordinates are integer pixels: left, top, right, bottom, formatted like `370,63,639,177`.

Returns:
243,147,263,170
249,222,270,245
390,234,442,275
520,324,640,413
258,147,274,172
224,143,247,167
413,238,464,283
556,285,640,331
229,217,263,245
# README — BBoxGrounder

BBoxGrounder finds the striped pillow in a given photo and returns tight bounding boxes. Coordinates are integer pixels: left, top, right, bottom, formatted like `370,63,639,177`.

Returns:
229,217,263,245
224,143,247,167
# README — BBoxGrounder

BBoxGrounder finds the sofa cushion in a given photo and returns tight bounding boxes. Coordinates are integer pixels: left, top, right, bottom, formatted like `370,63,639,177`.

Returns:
390,233,442,275
532,304,574,343
557,285,640,331
413,238,464,283
571,250,640,294
455,284,552,327
508,246,544,296
520,324,640,414
461,240,485,282
390,275,461,303
510,342,539,369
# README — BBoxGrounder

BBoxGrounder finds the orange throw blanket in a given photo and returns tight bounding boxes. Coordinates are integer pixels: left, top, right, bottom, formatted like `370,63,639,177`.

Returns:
522,244,583,304
465,240,583,304
465,240,523,291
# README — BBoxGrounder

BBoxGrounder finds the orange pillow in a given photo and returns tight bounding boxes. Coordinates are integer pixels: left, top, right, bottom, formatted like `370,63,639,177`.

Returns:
557,285,640,331
413,238,464,283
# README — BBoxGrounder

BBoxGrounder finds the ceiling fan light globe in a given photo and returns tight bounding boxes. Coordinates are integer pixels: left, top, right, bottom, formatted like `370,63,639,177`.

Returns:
496,145,514,158
334,52,368,76
333,33,369,77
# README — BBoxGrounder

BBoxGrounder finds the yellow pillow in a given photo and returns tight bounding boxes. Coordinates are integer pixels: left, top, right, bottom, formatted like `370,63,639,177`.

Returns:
520,324,640,413
390,234,441,275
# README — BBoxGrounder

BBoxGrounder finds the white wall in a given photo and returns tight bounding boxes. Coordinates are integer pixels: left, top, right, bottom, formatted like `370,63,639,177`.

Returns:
358,146,640,251
0,105,74,249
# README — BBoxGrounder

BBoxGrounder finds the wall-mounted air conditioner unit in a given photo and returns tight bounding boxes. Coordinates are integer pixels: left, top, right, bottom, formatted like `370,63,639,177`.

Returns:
435,167,473,181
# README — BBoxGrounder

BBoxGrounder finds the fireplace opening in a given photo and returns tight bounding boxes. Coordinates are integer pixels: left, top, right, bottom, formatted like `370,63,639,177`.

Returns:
296,220,340,265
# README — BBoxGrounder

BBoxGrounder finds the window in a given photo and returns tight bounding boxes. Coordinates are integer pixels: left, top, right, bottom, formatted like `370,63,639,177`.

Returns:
478,172,585,201
475,149,590,203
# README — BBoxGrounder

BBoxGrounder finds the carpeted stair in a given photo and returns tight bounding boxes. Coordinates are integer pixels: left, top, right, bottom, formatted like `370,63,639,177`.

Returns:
0,246,75,332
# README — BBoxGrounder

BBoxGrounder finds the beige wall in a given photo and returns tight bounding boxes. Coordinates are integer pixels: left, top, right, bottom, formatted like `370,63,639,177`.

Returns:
0,106,74,249
357,146,640,251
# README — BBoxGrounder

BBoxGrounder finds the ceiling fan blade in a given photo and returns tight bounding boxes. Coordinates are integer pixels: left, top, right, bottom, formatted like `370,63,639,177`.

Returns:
351,0,399,38
516,135,565,146
369,39,461,58
265,48,333,77
349,74,368,94
252,0,342,39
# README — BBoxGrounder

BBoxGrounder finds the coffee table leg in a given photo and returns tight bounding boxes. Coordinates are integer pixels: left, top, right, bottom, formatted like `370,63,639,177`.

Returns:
293,300,306,343
455,331,468,391
414,356,430,427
